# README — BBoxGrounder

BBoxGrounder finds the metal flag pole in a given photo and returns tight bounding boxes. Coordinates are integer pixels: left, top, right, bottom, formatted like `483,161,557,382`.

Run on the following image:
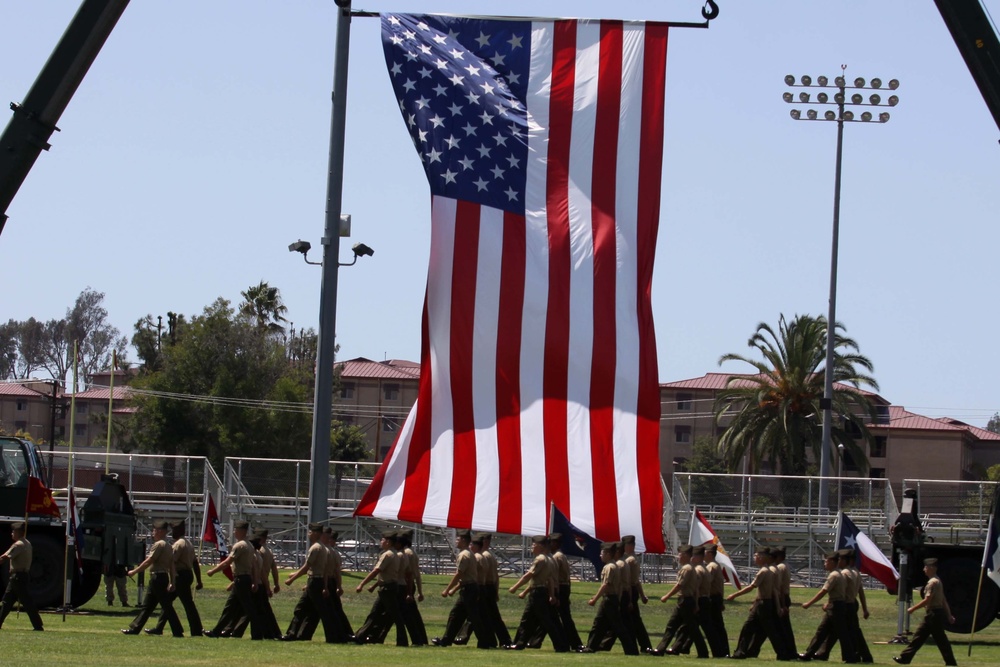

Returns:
968,512,990,656
307,0,353,524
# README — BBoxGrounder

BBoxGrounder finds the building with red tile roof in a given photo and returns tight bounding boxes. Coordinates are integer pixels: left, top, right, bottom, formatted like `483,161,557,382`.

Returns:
660,373,1000,489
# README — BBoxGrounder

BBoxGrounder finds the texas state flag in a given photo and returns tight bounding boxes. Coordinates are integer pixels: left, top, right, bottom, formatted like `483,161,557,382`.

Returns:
837,511,899,594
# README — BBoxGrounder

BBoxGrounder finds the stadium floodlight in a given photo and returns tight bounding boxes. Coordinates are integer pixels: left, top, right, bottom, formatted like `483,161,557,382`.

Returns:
781,66,899,511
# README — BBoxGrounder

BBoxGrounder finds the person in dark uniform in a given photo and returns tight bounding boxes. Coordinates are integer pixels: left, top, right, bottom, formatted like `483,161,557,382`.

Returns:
355,529,407,646
433,529,490,648
581,541,638,655
121,519,184,637
461,532,511,647
746,545,792,658
225,530,282,640
596,541,638,652
651,544,707,657
676,545,724,656
204,520,263,640
704,544,731,657
398,529,428,645
508,535,569,652
0,522,43,631
281,522,336,642
729,546,791,660
104,562,130,608
550,533,584,650
326,529,353,641
149,520,203,636
622,535,652,652
815,549,872,663
800,551,855,663
893,558,957,666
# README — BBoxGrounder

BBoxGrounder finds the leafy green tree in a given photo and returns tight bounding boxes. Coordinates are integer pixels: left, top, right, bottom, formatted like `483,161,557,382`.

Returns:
713,314,879,478
679,436,732,506
239,281,288,334
987,413,1000,435
331,420,371,499
0,320,16,379
127,297,311,472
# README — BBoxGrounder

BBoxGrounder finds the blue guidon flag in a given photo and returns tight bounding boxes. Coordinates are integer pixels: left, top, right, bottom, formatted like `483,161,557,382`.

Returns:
356,12,670,554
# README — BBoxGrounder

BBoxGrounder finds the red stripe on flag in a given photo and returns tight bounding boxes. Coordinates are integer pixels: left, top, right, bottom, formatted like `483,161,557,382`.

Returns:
636,23,669,552
447,201,481,527
495,211,526,534
396,291,435,521
542,19,577,519
588,20,623,540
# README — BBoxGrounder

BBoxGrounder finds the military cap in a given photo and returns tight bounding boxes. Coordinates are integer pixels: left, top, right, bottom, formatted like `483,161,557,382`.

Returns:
322,526,334,535
924,558,938,567
254,529,269,539
548,532,563,542
773,546,786,557
678,544,694,555
152,519,170,530
233,520,250,531
600,541,617,551
479,532,492,541
308,522,324,532
836,548,852,558
172,519,186,530
692,545,706,556
399,528,414,539
621,535,636,545
705,544,718,554
826,551,840,560
471,535,485,545
531,534,548,544
10,521,24,532
381,529,397,540
755,545,770,555
456,529,473,541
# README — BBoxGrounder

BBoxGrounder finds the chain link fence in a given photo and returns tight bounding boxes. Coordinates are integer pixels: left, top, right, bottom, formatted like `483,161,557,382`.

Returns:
901,478,999,545
672,473,897,588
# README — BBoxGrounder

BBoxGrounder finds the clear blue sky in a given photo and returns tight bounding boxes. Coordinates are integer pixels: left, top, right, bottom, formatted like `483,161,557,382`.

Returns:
3,1,999,425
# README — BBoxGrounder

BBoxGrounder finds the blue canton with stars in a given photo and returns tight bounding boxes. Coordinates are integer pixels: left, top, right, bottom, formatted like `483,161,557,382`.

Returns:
382,14,531,216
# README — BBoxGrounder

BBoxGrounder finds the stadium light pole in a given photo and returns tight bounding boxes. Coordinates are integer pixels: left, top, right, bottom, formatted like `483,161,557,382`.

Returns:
783,68,898,512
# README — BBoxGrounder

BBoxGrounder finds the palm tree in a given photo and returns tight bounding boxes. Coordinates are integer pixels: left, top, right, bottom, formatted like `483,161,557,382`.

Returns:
713,314,878,478
239,281,288,334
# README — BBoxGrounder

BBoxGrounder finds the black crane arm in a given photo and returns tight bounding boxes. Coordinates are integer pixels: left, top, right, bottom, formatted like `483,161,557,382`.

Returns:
0,0,129,238
934,0,1000,137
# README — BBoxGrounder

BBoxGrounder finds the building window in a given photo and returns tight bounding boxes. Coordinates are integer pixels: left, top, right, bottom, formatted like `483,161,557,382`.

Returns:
384,384,400,401
841,450,859,473
340,382,355,399
382,418,399,433
76,402,88,414
16,400,27,411
870,436,887,458
870,467,886,479
676,393,693,411
874,405,890,425
675,425,691,444
74,424,87,436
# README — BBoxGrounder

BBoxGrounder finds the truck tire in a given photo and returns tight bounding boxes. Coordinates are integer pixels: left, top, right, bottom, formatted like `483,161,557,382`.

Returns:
938,556,998,633
70,560,103,608
27,533,65,608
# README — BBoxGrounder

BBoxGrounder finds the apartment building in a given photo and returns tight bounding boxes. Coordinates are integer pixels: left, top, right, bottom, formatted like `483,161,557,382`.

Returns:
332,357,420,461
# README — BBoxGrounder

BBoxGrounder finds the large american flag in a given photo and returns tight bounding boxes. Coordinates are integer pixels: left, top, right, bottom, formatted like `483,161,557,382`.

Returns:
355,12,668,553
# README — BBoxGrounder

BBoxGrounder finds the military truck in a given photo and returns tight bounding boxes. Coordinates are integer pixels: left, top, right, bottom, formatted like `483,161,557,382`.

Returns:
0,435,141,608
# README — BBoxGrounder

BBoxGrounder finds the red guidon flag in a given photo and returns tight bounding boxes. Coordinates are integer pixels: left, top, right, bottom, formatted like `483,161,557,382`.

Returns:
26,476,61,519
689,508,742,589
200,493,232,580
355,13,669,552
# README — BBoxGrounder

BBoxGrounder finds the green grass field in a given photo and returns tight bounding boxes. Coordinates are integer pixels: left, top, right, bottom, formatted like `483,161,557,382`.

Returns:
5,572,1000,666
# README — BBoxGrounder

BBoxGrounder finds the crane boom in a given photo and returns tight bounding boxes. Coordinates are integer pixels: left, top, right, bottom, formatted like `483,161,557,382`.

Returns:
0,0,129,237
934,0,1000,136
